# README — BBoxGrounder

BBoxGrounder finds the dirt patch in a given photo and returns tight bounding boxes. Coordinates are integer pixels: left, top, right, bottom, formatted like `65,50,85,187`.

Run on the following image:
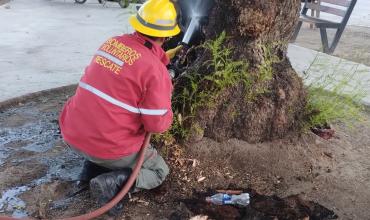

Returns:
178,118,370,220
5,150,38,163
0,160,47,192
185,131,337,195
0,113,36,128
120,114,370,219
20,181,83,218
0,89,369,219
3,140,33,149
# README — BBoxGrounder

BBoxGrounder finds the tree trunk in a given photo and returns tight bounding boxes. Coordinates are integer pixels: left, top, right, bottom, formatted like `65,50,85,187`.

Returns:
174,0,307,143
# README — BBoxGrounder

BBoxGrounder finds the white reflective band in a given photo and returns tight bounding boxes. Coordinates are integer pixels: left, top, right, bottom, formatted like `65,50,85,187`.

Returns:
79,81,168,116
155,19,175,25
79,81,139,113
96,50,124,66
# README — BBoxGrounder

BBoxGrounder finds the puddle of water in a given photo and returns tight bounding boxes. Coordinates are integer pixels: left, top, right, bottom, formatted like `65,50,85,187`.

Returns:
0,132,11,165
0,152,83,217
0,107,60,163
22,142,53,153
0,186,30,217
4,125,58,150
57,162,83,181
44,151,84,182
0,96,86,216
50,196,76,211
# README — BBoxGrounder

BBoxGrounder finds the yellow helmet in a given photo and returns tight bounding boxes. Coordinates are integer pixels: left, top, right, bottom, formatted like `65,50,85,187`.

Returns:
129,0,181,38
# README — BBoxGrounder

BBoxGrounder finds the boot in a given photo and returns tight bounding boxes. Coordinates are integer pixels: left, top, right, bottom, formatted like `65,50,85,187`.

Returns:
79,160,112,185
89,169,132,216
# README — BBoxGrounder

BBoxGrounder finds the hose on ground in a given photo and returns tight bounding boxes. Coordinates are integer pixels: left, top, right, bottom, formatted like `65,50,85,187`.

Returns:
0,133,152,220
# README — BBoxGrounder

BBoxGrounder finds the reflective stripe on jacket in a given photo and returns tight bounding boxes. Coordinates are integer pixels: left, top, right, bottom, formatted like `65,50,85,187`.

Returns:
59,32,173,160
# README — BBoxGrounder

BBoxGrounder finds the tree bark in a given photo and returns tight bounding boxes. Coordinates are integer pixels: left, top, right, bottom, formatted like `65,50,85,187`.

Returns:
175,0,307,143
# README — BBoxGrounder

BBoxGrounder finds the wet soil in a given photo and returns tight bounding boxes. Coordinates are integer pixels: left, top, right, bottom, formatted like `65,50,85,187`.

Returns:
0,88,370,219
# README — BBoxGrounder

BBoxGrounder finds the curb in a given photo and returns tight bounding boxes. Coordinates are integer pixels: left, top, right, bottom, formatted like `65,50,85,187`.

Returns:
0,84,77,112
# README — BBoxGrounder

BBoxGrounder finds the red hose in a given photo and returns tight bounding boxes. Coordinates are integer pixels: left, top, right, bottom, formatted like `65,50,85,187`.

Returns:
0,133,152,220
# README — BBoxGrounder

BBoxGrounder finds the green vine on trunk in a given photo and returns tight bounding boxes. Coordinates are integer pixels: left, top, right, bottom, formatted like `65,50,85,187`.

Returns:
154,33,283,145
169,32,250,140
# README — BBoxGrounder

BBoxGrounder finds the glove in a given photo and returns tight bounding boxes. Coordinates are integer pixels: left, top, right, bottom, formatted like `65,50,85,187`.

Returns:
165,45,183,60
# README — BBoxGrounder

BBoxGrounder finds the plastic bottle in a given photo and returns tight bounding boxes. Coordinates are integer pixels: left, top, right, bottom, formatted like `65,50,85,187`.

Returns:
206,193,250,207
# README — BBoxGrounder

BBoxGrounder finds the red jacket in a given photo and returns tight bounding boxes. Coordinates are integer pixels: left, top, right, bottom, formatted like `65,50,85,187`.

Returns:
59,32,173,159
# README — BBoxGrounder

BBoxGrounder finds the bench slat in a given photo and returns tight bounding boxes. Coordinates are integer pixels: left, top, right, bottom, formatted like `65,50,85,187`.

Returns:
306,3,347,17
295,0,357,54
299,14,341,28
321,0,351,7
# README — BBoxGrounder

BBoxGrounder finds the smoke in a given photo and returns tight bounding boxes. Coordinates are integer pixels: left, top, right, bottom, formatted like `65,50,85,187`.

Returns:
176,0,214,45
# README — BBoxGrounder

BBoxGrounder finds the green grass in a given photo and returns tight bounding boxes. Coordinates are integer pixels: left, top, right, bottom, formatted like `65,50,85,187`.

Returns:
304,54,368,128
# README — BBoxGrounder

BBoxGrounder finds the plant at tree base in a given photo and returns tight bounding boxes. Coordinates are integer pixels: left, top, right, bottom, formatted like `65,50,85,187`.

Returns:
304,55,368,129
154,32,284,145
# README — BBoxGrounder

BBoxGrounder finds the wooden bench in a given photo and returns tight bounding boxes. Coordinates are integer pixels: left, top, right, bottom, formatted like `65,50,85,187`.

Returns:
292,0,357,54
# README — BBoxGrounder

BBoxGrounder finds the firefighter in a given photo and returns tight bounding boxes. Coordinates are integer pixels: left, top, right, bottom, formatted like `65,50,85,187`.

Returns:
59,0,181,215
